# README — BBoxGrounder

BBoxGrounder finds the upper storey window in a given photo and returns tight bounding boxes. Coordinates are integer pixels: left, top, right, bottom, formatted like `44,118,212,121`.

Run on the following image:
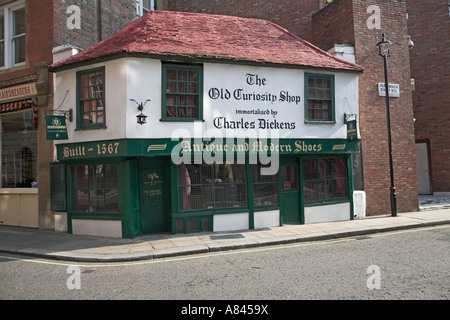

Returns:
304,73,335,123
137,0,155,16
0,2,26,69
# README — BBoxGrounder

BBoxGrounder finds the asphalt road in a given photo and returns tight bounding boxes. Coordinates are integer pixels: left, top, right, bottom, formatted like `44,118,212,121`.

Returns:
0,225,448,303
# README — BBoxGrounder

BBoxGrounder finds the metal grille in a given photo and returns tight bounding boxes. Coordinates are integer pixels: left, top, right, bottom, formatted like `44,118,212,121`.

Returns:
252,163,279,206
303,157,348,203
70,164,120,213
178,163,247,211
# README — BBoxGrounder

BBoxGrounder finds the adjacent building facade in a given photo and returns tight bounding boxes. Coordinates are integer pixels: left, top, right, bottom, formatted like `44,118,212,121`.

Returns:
407,0,450,195
50,11,363,238
0,0,146,230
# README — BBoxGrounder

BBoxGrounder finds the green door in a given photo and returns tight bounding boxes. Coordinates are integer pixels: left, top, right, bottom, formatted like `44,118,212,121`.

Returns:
280,161,300,224
140,164,167,234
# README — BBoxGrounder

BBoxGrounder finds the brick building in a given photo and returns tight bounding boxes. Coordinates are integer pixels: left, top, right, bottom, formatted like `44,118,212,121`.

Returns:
0,0,142,230
407,0,450,194
162,0,419,216
50,10,363,237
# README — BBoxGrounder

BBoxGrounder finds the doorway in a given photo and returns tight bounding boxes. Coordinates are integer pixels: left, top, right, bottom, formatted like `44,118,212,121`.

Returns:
280,159,301,223
140,159,167,234
415,141,432,195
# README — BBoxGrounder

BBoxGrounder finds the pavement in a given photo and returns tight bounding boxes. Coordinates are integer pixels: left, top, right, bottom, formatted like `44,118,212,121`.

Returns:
1,195,450,263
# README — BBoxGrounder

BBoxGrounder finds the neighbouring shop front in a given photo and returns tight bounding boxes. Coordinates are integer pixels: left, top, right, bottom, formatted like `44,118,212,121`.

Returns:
0,82,39,227
51,138,358,238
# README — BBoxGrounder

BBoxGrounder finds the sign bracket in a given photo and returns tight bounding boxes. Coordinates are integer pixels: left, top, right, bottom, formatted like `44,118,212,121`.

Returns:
46,109,73,122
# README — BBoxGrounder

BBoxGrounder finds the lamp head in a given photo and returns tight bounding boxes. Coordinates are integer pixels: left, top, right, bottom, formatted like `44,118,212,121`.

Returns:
376,33,392,57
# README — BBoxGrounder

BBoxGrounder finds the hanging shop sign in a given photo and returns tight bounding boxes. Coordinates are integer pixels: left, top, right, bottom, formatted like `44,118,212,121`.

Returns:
346,119,357,142
45,115,68,140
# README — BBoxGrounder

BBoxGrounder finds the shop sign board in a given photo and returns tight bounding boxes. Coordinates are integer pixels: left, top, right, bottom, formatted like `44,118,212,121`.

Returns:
56,138,360,161
141,168,164,204
346,120,357,142
0,83,37,103
45,115,68,140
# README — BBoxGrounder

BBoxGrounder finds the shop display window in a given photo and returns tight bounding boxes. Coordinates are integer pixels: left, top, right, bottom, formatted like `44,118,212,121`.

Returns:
70,163,120,214
1,110,37,188
177,163,247,211
303,157,348,203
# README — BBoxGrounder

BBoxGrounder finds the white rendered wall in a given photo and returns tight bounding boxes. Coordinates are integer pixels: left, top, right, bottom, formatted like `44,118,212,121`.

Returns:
304,202,350,224
254,210,280,229
71,219,122,238
213,212,249,232
55,58,360,143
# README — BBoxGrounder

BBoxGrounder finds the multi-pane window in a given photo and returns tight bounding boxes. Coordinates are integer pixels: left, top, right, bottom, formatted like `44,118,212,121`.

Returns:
50,163,66,211
177,163,247,211
136,0,155,16
0,3,26,69
70,164,120,214
77,68,105,129
162,64,202,121
252,163,279,207
305,73,334,122
303,157,348,203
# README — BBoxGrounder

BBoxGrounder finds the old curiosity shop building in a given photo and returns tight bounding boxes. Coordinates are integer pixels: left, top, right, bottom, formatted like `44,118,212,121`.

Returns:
49,11,364,238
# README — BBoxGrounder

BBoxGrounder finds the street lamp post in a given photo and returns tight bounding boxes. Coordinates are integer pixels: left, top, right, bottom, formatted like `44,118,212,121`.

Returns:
377,33,397,217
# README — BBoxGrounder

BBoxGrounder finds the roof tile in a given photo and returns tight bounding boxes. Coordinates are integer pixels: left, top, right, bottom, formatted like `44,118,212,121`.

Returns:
50,11,363,72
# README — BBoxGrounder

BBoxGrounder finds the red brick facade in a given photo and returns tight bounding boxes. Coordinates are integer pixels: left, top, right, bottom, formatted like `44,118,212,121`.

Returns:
53,0,137,50
352,0,418,215
407,0,450,192
313,0,418,215
164,0,324,42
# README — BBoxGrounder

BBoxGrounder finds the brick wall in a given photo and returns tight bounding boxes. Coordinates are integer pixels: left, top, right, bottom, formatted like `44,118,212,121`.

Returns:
165,0,324,42
351,0,418,214
0,0,54,84
53,0,137,50
407,0,450,192
312,0,355,51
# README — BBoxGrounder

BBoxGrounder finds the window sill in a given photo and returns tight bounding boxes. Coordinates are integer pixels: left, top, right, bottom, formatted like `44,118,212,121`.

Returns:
160,118,204,122
304,120,336,124
304,199,349,207
75,125,107,131
0,188,38,194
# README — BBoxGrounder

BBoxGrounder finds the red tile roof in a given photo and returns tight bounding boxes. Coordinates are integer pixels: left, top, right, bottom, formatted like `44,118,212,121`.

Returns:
50,11,363,72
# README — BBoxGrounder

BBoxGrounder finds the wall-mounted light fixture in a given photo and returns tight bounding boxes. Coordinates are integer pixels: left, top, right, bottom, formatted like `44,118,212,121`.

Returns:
130,99,150,125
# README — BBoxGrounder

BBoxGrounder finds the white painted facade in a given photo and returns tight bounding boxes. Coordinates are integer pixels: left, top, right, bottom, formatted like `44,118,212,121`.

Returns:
53,57,360,237
54,58,360,144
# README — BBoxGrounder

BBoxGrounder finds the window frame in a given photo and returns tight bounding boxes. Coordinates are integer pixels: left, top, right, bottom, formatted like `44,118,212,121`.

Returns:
161,63,203,122
136,0,155,16
0,109,37,188
177,162,247,213
76,67,106,130
304,73,335,123
0,1,26,69
252,162,279,209
302,156,349,205
68,162,121,217
50,162,67,212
